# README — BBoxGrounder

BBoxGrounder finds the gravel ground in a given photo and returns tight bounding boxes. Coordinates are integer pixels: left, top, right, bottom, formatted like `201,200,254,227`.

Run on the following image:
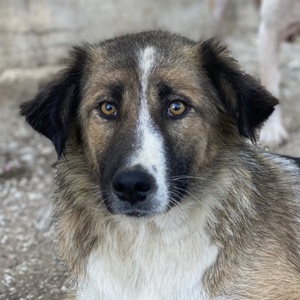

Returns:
1,16,300,300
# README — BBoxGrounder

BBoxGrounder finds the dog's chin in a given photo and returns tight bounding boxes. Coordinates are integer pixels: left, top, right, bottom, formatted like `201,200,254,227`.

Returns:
107,206,165,218
123,210,152,218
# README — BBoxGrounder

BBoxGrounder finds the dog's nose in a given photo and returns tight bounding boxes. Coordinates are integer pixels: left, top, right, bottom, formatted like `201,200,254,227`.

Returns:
112,171,153,203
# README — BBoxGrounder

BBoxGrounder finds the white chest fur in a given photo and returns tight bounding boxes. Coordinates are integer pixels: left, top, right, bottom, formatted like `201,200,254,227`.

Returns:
77,206,219,300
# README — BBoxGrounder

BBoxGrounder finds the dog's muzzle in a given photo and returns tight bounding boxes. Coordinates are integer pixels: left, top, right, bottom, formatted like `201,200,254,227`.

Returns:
103,167,165,217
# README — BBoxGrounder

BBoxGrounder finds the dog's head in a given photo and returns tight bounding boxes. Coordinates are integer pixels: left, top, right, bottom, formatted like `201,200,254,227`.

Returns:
21,31,278,217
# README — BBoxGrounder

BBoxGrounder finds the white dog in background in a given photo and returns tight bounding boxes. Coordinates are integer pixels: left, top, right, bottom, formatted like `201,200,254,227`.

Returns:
258,0,300,147
210,0,300,148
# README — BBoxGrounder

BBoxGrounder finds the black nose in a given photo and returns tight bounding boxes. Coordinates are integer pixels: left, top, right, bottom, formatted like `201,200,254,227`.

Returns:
112,170,153,203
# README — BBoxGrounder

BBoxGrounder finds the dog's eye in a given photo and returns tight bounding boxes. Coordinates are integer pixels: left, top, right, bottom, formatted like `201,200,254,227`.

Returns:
99,101,118,119
167,101,188,118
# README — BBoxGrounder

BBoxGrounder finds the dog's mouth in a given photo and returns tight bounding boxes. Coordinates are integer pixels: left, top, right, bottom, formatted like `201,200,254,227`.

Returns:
122,210,152,218
103,191,168,218
102,184,187,218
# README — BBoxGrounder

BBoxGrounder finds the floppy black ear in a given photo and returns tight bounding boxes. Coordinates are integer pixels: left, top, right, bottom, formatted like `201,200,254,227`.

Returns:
199,39,278,142
20,46,88,156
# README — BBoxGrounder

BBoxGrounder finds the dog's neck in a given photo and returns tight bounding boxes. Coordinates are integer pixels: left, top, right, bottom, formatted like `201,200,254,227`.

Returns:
76,203,219,300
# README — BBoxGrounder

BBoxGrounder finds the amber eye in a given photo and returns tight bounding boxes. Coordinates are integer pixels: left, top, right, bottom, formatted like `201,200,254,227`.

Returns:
167,101,188,118
99,101,117,118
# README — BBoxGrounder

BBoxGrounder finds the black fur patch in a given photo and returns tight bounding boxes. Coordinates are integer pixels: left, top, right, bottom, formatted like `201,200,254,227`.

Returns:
199,39,279,142
20,46,88,156
278,154,300,168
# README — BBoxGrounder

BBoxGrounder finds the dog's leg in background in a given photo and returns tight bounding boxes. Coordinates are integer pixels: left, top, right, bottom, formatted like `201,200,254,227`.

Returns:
258,23,281,98
258,10,288,148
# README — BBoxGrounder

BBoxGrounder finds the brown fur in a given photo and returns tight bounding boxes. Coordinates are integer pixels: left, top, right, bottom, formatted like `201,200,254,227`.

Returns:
21,31,300,299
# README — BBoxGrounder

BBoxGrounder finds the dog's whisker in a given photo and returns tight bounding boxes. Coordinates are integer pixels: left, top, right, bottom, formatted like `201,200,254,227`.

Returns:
172,187,211,212
172,187,201,203
168,195,189,219
170,175,220,185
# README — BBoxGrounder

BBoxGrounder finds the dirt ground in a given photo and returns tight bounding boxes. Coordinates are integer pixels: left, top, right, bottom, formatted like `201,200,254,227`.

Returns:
1,9,300,300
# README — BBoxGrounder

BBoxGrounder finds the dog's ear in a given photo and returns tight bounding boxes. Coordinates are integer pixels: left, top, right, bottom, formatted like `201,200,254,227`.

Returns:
20,46,88,156
199,39,278,142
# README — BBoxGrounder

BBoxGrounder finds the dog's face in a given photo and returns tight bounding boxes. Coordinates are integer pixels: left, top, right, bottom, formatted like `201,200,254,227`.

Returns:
21,31,278,217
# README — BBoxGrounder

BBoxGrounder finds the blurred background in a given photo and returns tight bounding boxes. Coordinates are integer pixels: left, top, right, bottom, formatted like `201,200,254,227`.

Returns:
0,0,299,299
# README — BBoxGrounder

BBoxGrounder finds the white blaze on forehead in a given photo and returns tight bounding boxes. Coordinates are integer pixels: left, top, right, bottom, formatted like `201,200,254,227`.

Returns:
128,46,169,210
139,46,156,95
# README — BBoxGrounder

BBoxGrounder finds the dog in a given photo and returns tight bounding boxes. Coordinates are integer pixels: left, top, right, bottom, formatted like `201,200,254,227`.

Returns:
210,0,300,148
21,31,300,300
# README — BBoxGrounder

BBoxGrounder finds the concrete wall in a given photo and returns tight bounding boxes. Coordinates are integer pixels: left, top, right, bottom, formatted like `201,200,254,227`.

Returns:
0,0,214,72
